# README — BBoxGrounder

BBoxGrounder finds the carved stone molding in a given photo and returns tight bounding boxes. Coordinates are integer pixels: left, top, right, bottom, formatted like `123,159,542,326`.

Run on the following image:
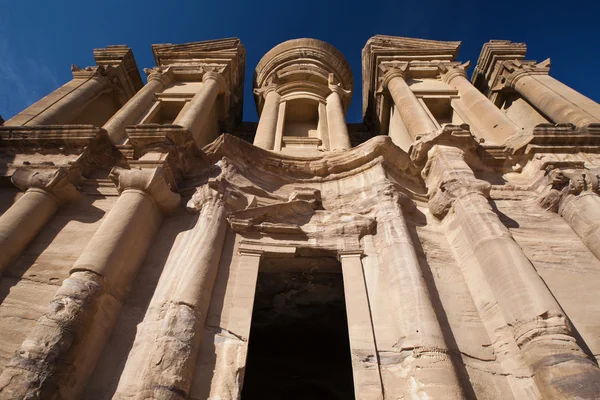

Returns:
438,61,470,84
11,167,81,204
411,125,491,219
493,59,551,92
109,166,181,214
186,179,257,213
143,66,175,85
538,166,600,212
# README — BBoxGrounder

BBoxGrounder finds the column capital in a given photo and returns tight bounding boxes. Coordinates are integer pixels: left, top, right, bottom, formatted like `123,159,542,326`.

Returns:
202,71,228,94
337,249,364,261
109,166,181,215
498,59,551,90
379,62,409,90
409,124,479,167
328,82,351,98
438,61,470,84
186,180,257,213
143,66,175,85
538,166,600,212
11,167,81,205
253,83,279,99
410,127,491,220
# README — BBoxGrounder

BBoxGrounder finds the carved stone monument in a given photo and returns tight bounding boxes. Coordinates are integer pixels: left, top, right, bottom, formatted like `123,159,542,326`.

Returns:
0,36,600,399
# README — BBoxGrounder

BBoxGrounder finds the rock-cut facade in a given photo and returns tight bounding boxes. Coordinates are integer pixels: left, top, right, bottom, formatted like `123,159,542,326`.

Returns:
0,36,600,399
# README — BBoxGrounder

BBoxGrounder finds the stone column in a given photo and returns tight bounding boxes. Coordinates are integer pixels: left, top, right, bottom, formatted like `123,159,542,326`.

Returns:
375,188,465,399
415,132,600,399
326,85,352,151
177,71,227,148
338,250,383,400
540,168,600,262
0,167,79,274
116,184,250,399
26,72,111,126
383,67,437,140
440,64,520,144
0,167,180,400
388,104,412,151
253,85,280,150
104,67,173,144
504,62,600,126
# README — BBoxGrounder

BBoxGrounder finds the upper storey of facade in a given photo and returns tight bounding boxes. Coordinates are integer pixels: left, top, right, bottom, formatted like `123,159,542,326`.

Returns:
2,35,599,162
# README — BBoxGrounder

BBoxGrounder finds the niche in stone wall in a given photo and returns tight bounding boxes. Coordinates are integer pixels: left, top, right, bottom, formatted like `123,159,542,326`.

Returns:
241,255,355,400
283,98,319,138
139,99,188,125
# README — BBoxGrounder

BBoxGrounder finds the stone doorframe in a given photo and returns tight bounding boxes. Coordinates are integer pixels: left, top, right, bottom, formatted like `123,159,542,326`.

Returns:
232,240,384,400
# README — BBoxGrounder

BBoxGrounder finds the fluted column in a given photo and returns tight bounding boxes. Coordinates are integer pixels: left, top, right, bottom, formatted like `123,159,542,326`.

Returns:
375,187,465,399
383,67,437,140
440,64,520,144
0,167,180,400
253,85,280,150
504,61,600,126
26,72,111,126
540,168,600,262
0,167,79,274
415,131,600,399
115,184,251,399
177,71,227,148
104,67,173,144
326,85,352,150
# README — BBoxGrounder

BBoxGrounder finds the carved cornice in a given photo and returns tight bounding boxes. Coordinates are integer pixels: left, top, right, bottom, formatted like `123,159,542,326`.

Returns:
202,133,413,183
11,167,81,205
504,123,600,155
472,40,527,97
93,45,144,97
109,166,181,215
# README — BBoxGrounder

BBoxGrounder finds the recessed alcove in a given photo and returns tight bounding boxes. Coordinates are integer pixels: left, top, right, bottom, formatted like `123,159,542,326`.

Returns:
241,256,355,400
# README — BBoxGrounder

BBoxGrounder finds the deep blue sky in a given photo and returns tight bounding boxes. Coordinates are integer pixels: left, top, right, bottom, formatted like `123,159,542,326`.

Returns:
1,0,599,123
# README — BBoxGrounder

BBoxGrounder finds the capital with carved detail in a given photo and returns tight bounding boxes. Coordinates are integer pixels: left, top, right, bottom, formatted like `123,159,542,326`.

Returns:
202,70,229,94
143,66,175,85
410,125,491,219
496,59,551,91
438,61,470,84
378,62,409,91
538,167,600,212
109,166,181,215
11,167,81,205
186,179,256,213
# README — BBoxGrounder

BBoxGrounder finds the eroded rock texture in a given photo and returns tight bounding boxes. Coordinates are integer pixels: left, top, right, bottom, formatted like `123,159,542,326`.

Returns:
1,35,600,400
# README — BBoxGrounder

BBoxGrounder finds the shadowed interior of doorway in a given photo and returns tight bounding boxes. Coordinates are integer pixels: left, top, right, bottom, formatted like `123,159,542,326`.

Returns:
241,256,355,400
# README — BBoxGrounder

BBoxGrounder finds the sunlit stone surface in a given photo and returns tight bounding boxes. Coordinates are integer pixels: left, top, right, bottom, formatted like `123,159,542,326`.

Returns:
0,36,600,399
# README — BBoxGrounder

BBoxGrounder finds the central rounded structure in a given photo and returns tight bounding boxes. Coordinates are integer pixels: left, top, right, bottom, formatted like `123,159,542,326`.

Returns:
252,39,354,154
254,38,353,112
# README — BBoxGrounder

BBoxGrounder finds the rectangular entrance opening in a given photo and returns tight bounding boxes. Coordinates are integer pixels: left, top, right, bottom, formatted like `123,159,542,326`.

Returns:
241,256,355,400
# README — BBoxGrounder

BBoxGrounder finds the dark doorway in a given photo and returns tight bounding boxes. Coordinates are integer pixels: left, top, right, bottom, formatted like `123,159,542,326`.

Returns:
241,256,355,400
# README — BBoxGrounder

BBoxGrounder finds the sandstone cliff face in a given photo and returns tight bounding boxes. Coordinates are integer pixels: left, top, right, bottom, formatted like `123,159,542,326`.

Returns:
1,36,600,400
